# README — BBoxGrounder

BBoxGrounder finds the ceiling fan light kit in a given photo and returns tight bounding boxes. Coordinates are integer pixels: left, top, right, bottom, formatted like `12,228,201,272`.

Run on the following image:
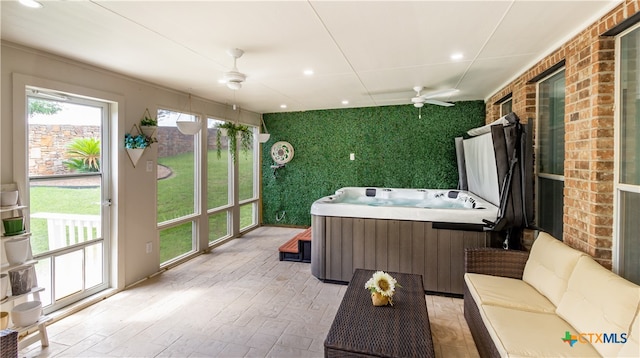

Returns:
411,86,458,108
222,48,247,90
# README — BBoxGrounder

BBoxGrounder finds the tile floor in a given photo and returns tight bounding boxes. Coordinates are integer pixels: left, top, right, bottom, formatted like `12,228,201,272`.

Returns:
20,226,480,357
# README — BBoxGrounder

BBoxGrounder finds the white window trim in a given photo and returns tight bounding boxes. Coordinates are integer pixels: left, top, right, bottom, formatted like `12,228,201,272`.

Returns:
612,22,640,275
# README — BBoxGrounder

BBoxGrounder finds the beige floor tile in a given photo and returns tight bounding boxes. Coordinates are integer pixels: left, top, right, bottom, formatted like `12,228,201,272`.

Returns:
19,226,478,357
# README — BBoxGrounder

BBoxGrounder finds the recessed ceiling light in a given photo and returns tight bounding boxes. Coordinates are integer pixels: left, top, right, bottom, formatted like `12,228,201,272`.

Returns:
451,53,464,60
303,69,314,76
280,104,287,109
19,0,43,8
341,100,349,105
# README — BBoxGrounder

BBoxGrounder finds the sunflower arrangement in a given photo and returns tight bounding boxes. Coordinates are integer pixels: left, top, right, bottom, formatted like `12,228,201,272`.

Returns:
365,271,400,306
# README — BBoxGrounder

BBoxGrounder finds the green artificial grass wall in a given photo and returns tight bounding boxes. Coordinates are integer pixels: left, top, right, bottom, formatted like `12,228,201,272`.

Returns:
261,101,485,226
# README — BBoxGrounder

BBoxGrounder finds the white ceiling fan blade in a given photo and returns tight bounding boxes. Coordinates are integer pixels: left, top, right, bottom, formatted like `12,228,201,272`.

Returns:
421,88,459,99
424,99,455,107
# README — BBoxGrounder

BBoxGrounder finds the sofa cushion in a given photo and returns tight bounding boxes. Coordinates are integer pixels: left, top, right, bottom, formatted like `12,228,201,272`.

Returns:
618,311,639,357
465,273,556,313
556,255,640,357
522,232,585,306
480,304,600,357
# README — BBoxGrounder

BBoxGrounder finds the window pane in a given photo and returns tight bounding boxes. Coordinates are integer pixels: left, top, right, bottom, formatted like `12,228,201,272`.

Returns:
538,70,566,176
239,127,256,202
208,211,229,244
160,222,194,264
30,179,101,254
620,32,640,186
207,119,230,209
501,98,512,116
619,191,640,284
240,203,256,230
157,109,196,222
85,242,103,289
538,177,564,239
34,258,52,307
54,250,83,300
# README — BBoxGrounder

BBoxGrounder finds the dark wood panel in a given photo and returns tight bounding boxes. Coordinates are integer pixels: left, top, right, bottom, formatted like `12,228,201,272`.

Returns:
437,229,452,293
387,220,400,272
375,220,388,271
425,222,439,292
364,219,377,270
310,215,325,279
352,218,365,273
449,229,465,294
313,216,488,294
341,218,354,281
399,221,413,273
411,221,425,278
328,216,342,279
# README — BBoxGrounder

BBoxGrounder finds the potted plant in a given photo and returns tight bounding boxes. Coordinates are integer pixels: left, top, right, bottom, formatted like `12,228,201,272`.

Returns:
140,108,158,138
124,131,152,167
216,122,253,163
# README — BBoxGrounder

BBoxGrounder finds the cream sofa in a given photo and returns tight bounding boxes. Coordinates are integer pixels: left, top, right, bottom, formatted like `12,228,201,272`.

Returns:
464,232,640,357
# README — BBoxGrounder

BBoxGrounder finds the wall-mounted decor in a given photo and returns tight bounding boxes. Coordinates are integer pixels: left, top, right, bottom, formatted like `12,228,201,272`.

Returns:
124,124,152,167
139,108,158,139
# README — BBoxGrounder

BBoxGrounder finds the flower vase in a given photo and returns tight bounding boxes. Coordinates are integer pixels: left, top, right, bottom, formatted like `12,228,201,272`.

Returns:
371,292,389,306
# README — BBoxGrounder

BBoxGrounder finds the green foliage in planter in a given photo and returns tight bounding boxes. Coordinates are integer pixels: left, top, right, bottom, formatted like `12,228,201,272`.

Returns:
63,137,100,172
140,108,158,126
261,101,486,226
216,122,253,163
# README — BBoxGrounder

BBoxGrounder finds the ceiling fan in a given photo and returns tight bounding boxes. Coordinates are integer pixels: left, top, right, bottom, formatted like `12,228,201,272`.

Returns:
220,48,247,90
411,86,459,108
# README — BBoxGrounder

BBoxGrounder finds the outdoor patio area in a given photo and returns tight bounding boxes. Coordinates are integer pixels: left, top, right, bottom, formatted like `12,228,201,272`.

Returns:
19,226,479,357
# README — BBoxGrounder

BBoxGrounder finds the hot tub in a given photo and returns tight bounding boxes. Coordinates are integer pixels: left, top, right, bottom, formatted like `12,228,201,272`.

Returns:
310,187,499,295
310,187,498,225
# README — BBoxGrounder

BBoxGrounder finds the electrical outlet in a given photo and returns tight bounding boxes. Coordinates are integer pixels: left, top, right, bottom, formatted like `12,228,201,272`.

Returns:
146,160,153,172
350,153,355,161
146,242,152,254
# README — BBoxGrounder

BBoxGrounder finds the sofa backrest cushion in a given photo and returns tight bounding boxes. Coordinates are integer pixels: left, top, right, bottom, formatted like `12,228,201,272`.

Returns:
522,232,585,306
617,309,639,357
556,255,640,357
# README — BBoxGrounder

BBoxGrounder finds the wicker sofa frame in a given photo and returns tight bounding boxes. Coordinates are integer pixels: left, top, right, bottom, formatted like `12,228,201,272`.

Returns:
463,248,530,358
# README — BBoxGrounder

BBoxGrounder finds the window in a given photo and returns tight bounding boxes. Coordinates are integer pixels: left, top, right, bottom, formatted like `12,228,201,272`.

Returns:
500,97,513,116
157,109,197,264
207,118,231,244
615,25,640,284
537,69,565,239
158,110,260,262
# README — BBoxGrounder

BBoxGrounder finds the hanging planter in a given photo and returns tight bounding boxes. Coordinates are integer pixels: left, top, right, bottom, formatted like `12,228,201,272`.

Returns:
125,124,152,168
258,114,270,143
140,108,158,139
216,121,253,163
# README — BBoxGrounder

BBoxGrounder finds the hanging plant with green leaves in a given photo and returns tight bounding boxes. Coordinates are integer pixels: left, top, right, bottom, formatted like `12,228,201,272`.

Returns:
216,121,253,163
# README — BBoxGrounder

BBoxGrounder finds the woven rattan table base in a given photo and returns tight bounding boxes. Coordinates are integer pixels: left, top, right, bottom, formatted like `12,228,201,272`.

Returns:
324,269,435,358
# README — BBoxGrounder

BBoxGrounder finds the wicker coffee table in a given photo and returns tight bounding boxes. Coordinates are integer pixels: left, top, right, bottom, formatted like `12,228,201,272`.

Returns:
324,269,435,357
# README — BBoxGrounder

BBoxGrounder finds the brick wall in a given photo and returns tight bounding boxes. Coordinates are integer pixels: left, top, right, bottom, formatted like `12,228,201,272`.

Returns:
29,125,226,175
486,1,640,268
29,124,101,176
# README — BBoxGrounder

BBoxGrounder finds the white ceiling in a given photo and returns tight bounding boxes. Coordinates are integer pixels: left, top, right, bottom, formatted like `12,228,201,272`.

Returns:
1,0,620,114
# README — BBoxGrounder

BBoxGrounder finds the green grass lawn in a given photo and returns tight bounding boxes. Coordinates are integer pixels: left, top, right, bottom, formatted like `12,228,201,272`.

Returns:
30,149,256,262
